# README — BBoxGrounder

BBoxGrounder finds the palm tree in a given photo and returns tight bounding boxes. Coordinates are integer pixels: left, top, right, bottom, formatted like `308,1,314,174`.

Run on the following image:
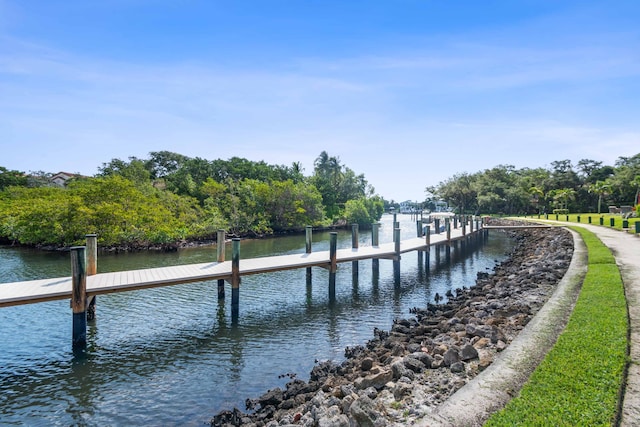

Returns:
631,175,640,207
551,188,576,211
588,180,611,214
529,186,544,214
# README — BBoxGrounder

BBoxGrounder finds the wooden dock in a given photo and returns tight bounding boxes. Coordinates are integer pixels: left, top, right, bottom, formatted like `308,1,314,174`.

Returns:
0,215,496,347
0,231,470,308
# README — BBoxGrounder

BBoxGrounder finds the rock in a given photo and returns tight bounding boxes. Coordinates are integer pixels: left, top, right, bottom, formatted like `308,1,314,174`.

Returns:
473,337,490,349
318,405,349,427
443,348,460,367
409,351,433,368
403,356,426,373
258,388,284,408
350,396,380,427
391,360,415,380
450,361,465,373
355,369,393,390
361,358,374,372
460,344,479,361
393,382,413,400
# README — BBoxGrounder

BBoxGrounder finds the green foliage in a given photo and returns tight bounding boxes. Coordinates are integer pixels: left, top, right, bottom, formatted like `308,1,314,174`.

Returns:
430,154,640,215
344,199,371,226
0,152,391,246
486,227,627,426
0,166,28,190
0,176,209,247
311,151,371,219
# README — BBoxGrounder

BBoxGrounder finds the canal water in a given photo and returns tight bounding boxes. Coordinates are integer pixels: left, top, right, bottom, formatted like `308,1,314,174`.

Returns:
0,215,513,426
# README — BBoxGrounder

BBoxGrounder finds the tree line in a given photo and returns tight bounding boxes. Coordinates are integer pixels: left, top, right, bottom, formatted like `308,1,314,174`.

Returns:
427,153,640,215
0,151,384,248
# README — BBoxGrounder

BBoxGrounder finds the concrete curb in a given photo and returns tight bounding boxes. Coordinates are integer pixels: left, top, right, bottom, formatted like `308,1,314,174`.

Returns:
416,228,588,427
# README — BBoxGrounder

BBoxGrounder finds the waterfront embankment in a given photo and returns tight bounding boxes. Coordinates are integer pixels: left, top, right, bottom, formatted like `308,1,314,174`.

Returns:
211,222,575,426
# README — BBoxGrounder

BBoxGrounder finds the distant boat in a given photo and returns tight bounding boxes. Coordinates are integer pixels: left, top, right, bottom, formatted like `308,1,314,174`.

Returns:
422,212,455,233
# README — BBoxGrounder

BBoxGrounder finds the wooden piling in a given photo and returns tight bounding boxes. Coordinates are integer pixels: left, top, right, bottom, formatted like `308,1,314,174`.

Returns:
351,224,359,248
305,226,313,253
372,222,380,271
329,232,338,273
306,226,313,280
217,230,226,300
394,228,401,259
85,234,97,321
231,238,240,319
86,234,97,276
392,213,398,241
416,220,422,237
329,232,337,298
372,222,380,247
70,246,87,348
351,224,359,279
446,219,451,243
434,218,440,234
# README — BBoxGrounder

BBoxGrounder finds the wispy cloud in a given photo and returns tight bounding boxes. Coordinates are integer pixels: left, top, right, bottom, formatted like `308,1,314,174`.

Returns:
1,3,639,201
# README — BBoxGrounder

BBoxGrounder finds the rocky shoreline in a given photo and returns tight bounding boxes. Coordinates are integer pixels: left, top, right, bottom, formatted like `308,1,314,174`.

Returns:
211,221,574,427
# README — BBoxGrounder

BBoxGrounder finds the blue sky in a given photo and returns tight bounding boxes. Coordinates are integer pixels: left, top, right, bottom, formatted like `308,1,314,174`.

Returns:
1,1,639,202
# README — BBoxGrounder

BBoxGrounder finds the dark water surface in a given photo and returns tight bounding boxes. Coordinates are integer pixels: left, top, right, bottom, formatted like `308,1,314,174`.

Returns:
0,215,513,426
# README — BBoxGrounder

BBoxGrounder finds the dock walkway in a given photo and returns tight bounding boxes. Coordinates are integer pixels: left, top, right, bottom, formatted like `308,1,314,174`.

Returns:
0,228,469,308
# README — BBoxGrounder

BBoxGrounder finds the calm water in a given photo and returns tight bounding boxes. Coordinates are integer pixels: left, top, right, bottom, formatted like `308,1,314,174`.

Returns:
0,215,512,426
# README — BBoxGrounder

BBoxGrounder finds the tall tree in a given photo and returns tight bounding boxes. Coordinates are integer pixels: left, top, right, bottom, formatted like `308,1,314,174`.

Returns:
588,180,611,214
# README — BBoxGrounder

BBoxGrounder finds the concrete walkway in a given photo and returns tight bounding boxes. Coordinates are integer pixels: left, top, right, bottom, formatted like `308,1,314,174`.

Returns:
418,222,640,426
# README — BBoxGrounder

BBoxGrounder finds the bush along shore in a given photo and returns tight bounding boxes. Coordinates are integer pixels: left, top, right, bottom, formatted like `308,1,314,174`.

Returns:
210,222,573,427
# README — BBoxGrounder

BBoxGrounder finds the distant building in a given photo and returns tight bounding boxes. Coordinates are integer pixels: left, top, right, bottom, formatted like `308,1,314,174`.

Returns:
50,172,80,187
433,200,449,212
399,200,422,214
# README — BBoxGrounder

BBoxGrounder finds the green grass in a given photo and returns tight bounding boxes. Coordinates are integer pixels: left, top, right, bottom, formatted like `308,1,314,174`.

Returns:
522,212,639,233
485,227,628,426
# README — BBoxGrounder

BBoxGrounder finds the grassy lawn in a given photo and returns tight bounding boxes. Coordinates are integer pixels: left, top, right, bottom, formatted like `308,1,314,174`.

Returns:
484,227,628,426
520,212,639,233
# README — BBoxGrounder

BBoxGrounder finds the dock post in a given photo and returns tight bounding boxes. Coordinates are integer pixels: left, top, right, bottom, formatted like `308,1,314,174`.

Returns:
351,224,359,249
394,228,401,259
217,230,226,300
372,222,380,247
416,220,422,237
372,222,380,272
85,234,97,321
446,219,451,243
351,224,359,280
231,238,240,320
434,218,440,234
392,212,398,241
306,226,313,253
329,232,338,273
329,232,337,300
71,246,87,348
306,226,313,281
425,227,431,271
454,216,458,229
